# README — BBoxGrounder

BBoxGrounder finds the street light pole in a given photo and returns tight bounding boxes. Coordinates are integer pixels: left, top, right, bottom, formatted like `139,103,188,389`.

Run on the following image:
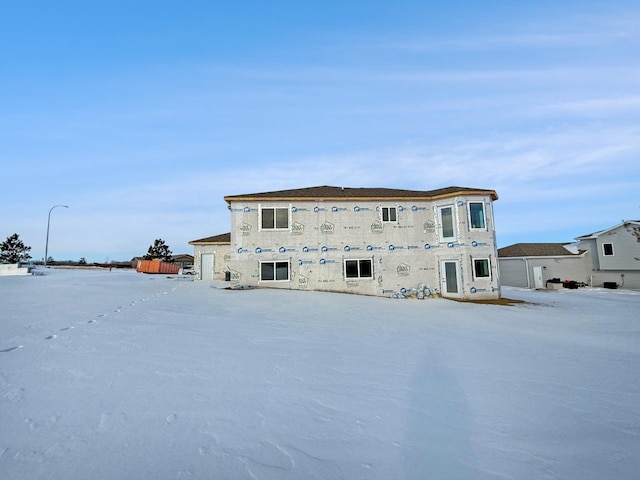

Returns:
44,205,69,266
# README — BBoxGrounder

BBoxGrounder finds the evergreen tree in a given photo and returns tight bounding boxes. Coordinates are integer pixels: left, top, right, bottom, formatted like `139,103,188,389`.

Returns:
143,239,173,262
0,233,32,263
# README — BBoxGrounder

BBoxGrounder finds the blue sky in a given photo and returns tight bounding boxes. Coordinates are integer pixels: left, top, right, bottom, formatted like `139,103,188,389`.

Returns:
1,1,639,263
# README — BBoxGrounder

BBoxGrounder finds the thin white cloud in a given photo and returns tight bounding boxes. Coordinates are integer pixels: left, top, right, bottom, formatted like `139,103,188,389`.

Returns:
376,31,636,52
529,95,640,116
7,122,638,262
192,64,640,87
150,124,639,204
368,8,640,53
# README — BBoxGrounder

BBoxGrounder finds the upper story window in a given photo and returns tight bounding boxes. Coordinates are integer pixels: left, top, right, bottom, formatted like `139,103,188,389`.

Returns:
345,259,373,279
602,243,614,256
260,207,289,230
468,202,486,230
381,206,397,222
438,205,456,241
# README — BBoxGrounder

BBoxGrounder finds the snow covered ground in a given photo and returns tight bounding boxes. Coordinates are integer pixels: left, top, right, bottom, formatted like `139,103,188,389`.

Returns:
1,268,639,480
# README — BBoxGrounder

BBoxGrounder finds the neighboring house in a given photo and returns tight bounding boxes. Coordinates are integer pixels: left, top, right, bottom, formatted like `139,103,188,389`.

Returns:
223,185,500,300
575,220,640,290
188,233,231,280
498,220,640,290
170,254,194,269
497,243,589,289
130,257,143,268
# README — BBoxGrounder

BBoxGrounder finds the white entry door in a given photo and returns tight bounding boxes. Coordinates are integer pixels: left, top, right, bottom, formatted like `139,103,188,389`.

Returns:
440,260,462,298
533,266,544,289
200,253,215,280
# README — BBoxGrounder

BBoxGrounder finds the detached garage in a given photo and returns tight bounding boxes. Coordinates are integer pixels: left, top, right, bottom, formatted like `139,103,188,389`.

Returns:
188,233,231,281
498,243,589,289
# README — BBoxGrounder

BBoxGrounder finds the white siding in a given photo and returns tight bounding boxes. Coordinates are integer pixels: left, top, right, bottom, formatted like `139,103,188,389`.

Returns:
594,225,640,271
498,255,590,288
576,223,640,289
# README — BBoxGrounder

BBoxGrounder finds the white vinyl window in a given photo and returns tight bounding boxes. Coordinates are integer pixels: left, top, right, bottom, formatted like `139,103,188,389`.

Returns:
468,202,487,230
438,205,456,241
473,258,491,279
344,259,373,279
381,206,397,222
602,243,614,256
260,261,290,281
260,207,289,230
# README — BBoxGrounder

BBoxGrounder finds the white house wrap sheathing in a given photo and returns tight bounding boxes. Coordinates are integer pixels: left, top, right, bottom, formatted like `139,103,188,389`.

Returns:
225,186,500,300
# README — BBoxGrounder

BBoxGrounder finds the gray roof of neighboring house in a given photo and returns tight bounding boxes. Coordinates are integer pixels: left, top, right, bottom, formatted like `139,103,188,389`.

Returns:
498,243,583,258
575,220,640,240
189,232,231,245
224,185,498,203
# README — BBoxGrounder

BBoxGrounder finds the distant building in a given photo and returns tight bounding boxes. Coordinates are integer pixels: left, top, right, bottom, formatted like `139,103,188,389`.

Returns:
188,233,231,280
223,185,500,299
576,220,640,290
497,243,588,289
170,254,194,269
498,220,640,290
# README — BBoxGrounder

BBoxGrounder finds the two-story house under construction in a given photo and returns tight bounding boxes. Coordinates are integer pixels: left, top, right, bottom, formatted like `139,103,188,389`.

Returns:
223,185,500,300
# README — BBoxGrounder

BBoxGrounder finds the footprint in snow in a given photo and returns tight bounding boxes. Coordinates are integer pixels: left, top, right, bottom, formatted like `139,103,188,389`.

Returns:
0,346,23,353
176,469,195,480
59,326,74,331
165,413,177,424
45,335,57,340
198,446,214,456
25,418,38,430
97,412,127,433
4,387,24,401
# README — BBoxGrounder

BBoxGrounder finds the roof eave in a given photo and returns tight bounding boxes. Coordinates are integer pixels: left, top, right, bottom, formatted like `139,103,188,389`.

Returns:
224,188,498,204
499,252,587,259
576,220,640,240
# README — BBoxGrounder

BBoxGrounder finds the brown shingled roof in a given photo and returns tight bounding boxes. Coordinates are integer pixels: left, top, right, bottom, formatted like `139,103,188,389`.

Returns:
188,232,231,245
498,243,580,258
224,185,498,203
